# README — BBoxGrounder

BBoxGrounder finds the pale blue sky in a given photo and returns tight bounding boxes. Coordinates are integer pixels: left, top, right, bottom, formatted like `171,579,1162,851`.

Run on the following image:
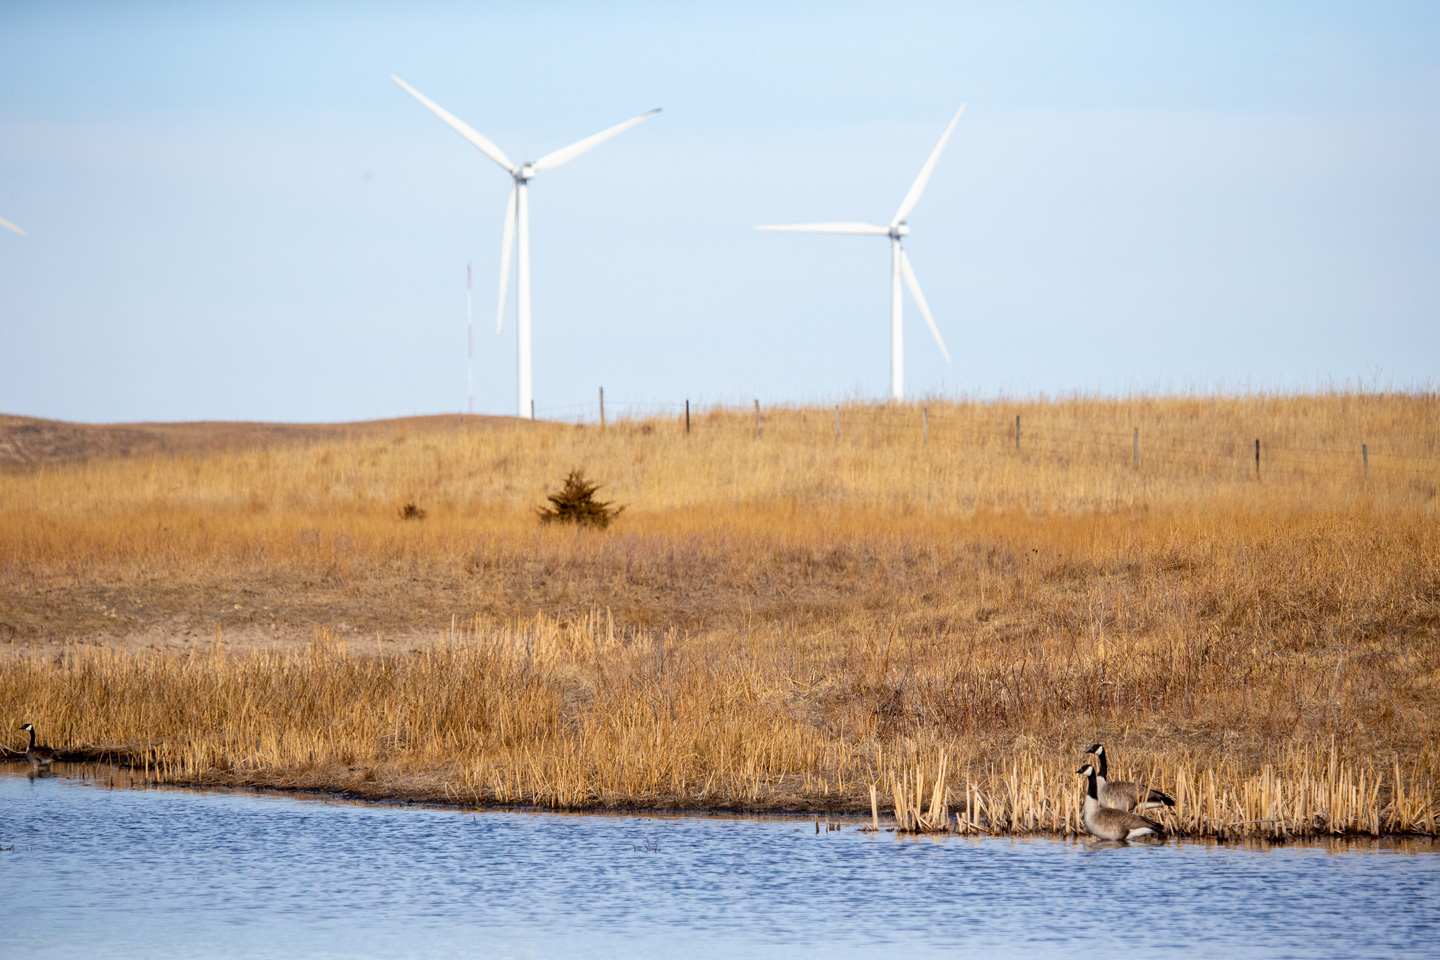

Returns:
1,2,1437,422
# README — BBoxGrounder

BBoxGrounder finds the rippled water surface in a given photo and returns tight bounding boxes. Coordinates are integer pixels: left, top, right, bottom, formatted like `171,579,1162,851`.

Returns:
3,765,1437,959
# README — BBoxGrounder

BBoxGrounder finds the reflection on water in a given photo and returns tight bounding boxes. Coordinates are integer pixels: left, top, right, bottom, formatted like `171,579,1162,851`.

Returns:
3,763,1437,959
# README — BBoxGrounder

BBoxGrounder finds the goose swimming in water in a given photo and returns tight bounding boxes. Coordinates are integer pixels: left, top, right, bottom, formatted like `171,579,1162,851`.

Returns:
1085,743,1174,812
1078,763,1164,841
19,723,58,770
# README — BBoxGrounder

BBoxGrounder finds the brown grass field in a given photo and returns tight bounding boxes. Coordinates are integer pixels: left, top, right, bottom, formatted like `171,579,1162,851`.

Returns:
1,393,1437,837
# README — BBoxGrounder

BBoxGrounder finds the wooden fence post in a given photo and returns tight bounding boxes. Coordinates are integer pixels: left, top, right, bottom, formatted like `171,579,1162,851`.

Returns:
834,406,840,442
599,387,605,429
1015,414,1021,452
922,407,929,447
685,400,690,435
1255,438,1260,479
754,399,761,440
1362,442,1368,479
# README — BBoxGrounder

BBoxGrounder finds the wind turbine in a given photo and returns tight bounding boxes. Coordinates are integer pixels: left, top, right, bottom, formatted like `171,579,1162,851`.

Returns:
0,216,24,237
757,106,965,401
392,75,660,419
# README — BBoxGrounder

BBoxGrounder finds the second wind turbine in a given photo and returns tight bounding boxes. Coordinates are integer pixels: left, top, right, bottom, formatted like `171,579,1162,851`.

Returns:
758,106,965,401
394,75,660,419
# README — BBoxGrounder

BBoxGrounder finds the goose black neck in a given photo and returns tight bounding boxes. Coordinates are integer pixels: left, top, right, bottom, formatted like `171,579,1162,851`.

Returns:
25,727,35,750
1085,768,1098,800
1094,748,1108,778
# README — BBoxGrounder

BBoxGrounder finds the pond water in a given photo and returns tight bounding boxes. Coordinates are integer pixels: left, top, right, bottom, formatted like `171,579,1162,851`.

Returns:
3,764,1437,959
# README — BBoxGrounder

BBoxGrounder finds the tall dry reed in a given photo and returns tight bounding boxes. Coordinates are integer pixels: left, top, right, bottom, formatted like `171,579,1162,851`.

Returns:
2,613,1434,836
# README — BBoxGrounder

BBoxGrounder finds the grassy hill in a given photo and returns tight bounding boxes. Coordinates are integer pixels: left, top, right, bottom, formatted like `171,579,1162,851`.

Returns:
1,393,1436,834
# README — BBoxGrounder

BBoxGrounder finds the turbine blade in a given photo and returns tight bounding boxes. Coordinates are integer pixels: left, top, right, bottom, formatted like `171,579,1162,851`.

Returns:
496,184,517,335
900,250,951,363
892,104,965,226
754,222,889,235
532,108,661,172
0,215,25,237
391,75,516,174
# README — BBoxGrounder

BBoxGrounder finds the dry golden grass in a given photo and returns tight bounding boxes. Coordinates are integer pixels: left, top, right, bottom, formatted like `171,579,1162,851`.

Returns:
1,393,1437,836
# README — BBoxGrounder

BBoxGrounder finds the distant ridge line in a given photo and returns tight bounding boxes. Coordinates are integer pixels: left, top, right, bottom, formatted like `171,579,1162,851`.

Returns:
0,413,518,467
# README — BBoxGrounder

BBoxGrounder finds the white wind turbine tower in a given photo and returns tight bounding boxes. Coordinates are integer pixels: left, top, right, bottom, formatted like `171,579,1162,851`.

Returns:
465,262,473,415
758,106,965,401
0,215,25,237
393,75,660,419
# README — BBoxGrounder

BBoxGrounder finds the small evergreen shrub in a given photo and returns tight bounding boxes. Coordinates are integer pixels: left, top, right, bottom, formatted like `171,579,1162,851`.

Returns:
536,469,624,529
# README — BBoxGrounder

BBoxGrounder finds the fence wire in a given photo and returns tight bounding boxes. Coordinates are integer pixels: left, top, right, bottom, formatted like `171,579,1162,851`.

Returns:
531,397,1440,485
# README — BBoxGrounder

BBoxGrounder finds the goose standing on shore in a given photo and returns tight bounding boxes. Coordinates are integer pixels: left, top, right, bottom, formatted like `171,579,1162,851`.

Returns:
1085,743,1174,812
19,723,58,770
1077,763,1164,841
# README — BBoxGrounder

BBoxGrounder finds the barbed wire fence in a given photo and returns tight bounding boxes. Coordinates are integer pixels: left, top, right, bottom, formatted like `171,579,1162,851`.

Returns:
530,394,1440,490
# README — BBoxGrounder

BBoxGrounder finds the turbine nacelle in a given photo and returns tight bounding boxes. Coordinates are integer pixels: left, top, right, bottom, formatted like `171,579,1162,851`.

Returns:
516,164,536,182
889,223,910,239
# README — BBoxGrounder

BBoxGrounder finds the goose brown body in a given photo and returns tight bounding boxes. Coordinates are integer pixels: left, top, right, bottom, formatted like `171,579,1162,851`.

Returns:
1078,764,1164,841
19,723,58,769
1086,743,1175,812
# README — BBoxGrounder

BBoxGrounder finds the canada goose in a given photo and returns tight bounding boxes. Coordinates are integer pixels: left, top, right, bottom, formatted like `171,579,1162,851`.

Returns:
1084,743,1174,812
19,723,58,769
1077,763,1163,841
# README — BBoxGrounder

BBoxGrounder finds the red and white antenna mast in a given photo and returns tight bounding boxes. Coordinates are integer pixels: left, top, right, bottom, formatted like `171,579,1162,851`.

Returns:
466,262,474,414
